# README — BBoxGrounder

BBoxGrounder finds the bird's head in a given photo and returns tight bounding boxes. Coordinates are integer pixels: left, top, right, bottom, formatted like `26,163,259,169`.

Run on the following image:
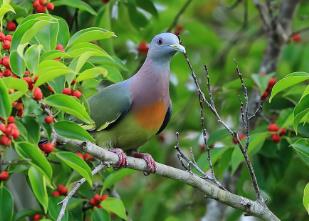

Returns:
148,33,186,62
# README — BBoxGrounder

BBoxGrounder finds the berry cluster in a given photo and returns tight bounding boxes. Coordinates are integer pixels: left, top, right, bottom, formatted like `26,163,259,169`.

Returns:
33,0,54,13
260,77,276,101
0,170,9,181
39,142,55,154
52,184,68,197
62,88,82,99
0,116,20,146
0,32,12,51
267,123,286,143
89,194,108,208
76,152,94,161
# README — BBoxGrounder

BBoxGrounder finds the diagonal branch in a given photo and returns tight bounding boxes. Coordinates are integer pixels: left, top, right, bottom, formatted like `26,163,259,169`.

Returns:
167,0,193,32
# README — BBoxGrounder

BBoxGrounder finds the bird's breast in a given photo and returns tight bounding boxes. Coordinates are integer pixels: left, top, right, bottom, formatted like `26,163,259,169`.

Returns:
133,100,167,131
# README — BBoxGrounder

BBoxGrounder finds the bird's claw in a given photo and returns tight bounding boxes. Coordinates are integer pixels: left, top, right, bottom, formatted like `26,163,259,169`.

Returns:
109,148,128,168
132,152,157,175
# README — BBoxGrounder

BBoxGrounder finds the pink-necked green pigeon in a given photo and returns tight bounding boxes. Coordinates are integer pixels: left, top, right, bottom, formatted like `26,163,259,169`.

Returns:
88,33,185,173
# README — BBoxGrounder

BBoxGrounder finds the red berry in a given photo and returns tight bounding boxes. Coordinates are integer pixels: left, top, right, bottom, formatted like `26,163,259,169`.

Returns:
100,194,108,201
76,152,84,160
0,171,9,181
271,134,281,143
11,128,20,139
24,70,30,76
267,77,277,90
56,44,64,52
268,123,279,132
72,90,82,98
24,77,34,90
93,194,101,202
2,56,10,68
137,41,149,55
260,91,268,101
36,5,47,13
0,32,5,41
5,35,12,41
83,153,94,161
33,88,43,101
62,88,72,95
291,33,301,43
46,2,54,10
44,115,54,124
89,198,97,206
174,24,184,36
52,191,60,197
7,116,15,123
3,69,12,77
57,184,68,195
0,135,11,146
6,21,16,31
32,213,41,221
5,123,16,136
232,133,246,144
17,109,23,117
2,40,11,50
39,0,48,5
279,128,287,136
0,124,6,132
14,102,24,111
33,0,40,8
40,143,54,154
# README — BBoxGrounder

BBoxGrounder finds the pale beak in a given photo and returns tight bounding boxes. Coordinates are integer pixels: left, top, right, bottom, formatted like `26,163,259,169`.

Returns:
169,44,186,53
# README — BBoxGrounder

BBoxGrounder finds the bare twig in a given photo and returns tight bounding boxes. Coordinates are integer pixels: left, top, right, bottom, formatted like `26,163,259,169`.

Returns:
252,0,271,31
167,0,193,32
56,163,106,221
182,52,263,202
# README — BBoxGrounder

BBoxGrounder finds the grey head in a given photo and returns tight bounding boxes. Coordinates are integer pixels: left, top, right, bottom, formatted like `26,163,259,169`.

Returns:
147,33,186,63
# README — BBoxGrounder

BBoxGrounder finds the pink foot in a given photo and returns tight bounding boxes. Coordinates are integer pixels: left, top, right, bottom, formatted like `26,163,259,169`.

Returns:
132,152,157,175
109,148,127,168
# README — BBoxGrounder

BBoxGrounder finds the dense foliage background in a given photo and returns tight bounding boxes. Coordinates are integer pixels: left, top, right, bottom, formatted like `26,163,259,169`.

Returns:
0,0,308,221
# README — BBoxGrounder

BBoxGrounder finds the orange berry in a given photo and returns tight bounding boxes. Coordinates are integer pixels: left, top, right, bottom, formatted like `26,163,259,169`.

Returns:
44,115,54,124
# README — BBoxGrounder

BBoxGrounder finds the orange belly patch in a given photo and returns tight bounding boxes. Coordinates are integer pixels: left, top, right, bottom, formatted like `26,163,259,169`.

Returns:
133,100,166,131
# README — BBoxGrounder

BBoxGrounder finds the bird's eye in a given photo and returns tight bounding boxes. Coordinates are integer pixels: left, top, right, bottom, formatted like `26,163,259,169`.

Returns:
157,38,163,45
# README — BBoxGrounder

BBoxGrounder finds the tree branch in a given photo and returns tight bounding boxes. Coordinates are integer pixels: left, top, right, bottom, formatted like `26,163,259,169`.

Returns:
167,0,193,32
54,136,279,221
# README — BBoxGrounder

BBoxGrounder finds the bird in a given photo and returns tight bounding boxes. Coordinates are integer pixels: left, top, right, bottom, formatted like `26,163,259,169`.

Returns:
88,33,186,173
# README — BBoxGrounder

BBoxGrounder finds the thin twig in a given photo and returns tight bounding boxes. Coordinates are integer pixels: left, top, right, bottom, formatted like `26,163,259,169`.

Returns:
56,163,106,221
167,0,193,32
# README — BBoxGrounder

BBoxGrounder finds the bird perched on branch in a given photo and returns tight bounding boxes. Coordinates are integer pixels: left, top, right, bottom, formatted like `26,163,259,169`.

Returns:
88,33,185,173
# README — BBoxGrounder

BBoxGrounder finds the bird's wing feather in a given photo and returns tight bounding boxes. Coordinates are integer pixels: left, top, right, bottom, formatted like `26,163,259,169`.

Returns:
88,82,132,131
156,102,172,134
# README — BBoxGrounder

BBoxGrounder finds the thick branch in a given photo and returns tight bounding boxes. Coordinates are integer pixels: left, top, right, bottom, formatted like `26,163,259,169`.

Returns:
55,136,279,221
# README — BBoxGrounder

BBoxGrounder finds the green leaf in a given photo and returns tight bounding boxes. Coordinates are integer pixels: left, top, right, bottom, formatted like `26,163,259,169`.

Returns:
0,3,15,23
24,45,42,74
304,183,309,214
67,42,109,58
55,151,93,186
15,142,53,180
34,60,72,87
9,51,26,76
2,77,28,102
102,169,135,191
127,2,148,28
54,120,95,142
28,166,48,213
53,0,97,15
21,116,40,144
0,187,14,221
136,0,158,17
76,67,108,82
34,21,59,51
67,27,115,47
48,197,69,221
294,94,309,131
101,197,127,220
91,208,111,221
290,139,309,167
0,79,12,119
270,72,309,101
41,50,71,61
44,94,93,124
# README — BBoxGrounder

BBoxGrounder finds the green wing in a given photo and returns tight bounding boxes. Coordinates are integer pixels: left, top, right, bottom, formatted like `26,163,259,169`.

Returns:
88,82,132,131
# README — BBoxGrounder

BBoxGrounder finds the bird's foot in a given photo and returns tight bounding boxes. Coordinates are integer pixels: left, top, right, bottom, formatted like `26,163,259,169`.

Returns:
109,148,128,168
132,152,157,175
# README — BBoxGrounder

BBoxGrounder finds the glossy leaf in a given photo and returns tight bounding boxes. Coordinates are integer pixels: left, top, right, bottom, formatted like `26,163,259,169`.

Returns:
290,139,309,166
55,151,93,186
24,45,42,74
102,169,135,191
21,116,40,144
53,0,97,15
0,3,15,23
44,94,93,124
76,67,108,82
54,120,95,142
15,142,53,180
67,27,115,47
0,79,12,119
304,183,309,214
0,187,14,221
91,208,111,221
294,94,309,131
101,197,128,220
28,166,48,213
270,72,309,101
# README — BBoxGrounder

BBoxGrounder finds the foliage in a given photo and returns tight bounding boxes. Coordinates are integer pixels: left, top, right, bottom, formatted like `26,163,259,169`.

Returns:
0,0,308,221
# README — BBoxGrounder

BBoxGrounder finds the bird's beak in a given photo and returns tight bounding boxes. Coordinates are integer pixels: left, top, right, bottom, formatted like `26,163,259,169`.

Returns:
169,44,186,53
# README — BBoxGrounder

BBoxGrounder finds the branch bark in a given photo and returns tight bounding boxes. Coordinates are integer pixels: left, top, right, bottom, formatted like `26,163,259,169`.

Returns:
55,136,280,221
